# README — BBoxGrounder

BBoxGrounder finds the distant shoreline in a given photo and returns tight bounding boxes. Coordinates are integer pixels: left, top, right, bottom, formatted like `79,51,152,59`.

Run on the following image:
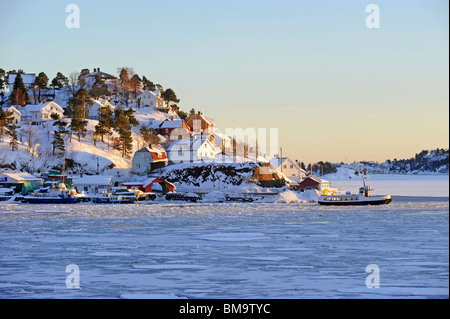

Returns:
391,195,449,202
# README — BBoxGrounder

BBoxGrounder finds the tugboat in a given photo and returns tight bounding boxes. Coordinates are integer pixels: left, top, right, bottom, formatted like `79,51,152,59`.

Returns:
318,170,392,206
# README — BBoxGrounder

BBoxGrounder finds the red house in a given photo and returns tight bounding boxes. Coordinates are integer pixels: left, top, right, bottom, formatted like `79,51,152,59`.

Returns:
159,118,191,140
294,175,331,191
123,177,176,194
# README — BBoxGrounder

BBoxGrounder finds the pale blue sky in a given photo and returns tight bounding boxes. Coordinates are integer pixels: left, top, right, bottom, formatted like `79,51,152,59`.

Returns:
1,0,448,163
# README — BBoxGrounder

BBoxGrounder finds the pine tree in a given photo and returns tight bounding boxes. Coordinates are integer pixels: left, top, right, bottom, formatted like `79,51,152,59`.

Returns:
8,123,19,151
51,113,68,155
89,76,110,99
113,106,133,157
9,72,29,106
68,89,91,142
35,72,49,102
163,88,180,108
95,107,113,146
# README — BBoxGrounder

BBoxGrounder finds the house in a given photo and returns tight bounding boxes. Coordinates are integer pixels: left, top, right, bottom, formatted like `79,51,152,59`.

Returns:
124,177,176,194
132,145,168,175
136,90,168,109
159,118,191,140
185,112,215,134
72,175,114,194
80,68,117,85
295,175,331,192
208,131,232,152
89,99,115,120
269,157,307,183
19,101,65,125
0,171,43,194
167,137,220,163
252,162,286,188
1,106,21,125
8,73,36,92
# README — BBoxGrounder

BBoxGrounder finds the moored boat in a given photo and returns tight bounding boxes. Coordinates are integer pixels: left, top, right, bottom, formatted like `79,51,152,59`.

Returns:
24,183,81,204
318,170,392,206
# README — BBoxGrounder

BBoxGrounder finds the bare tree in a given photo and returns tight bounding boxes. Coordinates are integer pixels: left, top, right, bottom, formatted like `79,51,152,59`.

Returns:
22,125,39,154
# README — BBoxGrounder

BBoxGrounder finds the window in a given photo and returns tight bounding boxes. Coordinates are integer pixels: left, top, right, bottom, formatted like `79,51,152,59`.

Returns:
290,165,293,169
137,163,140,168
283,165,287,169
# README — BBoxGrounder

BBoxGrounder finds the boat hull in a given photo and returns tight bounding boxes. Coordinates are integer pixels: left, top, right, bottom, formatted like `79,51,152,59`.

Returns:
24,196,80,204
318,198,392,206
318,194,392,206
92,197,135,204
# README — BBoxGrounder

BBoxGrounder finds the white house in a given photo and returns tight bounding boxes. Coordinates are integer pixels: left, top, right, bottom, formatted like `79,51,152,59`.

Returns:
132,145,168,175
8,73,36,92
72,175,114,194
1,106,22,125
167,137,220,163
20,101,65,125
89,99,115,120
136,90,168,109
269,157,307,183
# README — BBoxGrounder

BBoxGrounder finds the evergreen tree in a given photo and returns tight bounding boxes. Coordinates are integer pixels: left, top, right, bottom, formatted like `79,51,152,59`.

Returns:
51,72,69,93
9,72,29,106
94,107,113,146
7,123,19,151
141,76,155,91
51,113,68,155
35,72,49,102
0,107,12,141
113,106,134,157
68,89,91,142
163,88,180,108
89,75,110,99
139,125,160,146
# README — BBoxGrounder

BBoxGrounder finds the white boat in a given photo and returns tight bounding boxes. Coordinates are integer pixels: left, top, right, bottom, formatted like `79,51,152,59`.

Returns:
318,171,392,206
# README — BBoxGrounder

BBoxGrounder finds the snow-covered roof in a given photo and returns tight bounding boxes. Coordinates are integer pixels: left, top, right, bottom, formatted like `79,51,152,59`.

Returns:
8,73,36,85
0,171,42,182
135,145,166,154
137,90,162,100
159,119,185,129
23,101,64,113
1,106,21,116
81,70,117,80
167,138,217,153
72,175,114,186
304,174,330,184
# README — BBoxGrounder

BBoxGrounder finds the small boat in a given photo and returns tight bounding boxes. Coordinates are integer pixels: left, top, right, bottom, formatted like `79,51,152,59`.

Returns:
318,171,392,206
24,183,81,204
91,189,136,204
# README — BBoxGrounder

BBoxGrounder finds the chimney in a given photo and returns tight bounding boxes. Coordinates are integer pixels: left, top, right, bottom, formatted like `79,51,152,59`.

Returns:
171,116,174,121
97,67,100,72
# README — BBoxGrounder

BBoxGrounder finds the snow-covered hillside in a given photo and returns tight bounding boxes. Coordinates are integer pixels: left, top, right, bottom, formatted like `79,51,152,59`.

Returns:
0,106,175,179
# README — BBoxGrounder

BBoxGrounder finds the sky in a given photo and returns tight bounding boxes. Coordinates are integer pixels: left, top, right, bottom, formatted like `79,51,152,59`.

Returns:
0,0,448,164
